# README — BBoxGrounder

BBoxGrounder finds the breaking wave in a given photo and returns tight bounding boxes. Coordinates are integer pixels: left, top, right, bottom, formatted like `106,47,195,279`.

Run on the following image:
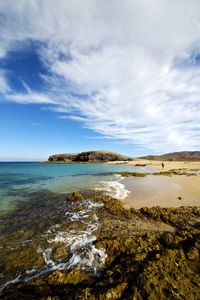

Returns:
0,174,132,291
94,174,130,199
41,199,106,275
0,199,107,291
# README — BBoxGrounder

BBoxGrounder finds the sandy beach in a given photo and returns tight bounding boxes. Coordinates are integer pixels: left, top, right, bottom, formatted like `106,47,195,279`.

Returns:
132,159,200,172
108,159,200,208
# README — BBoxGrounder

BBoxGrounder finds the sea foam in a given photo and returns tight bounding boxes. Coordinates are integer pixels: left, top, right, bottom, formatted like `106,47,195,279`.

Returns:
94,174,130,199
34,199,107,277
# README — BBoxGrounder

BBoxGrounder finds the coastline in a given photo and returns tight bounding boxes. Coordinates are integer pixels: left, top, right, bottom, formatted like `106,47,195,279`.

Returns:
27,158,200,208
2,190,200,299
40,158,200,208
108,159,200,208
0,161,200,298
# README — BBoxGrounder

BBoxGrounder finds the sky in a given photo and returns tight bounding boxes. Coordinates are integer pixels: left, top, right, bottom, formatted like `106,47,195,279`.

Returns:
0,1,200,161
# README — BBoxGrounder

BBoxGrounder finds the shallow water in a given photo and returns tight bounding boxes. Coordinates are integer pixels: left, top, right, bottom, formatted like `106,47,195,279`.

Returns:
0,162,141,212
0,162,147,291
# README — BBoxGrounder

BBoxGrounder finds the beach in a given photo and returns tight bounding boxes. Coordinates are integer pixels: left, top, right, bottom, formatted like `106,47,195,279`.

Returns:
108,159,200,208
0,161,200,299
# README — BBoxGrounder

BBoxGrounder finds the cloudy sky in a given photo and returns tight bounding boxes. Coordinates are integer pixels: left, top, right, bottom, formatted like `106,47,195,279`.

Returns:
0,0,200,160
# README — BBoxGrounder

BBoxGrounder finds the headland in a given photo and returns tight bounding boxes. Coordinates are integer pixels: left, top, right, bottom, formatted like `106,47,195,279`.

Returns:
47,150,134,163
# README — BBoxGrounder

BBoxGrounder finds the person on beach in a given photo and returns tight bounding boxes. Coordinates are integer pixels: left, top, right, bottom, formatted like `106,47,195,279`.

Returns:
162,162,164,168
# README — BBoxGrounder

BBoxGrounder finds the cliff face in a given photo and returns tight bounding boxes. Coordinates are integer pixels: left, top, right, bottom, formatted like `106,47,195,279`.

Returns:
48,150,134,162
48,153,78,162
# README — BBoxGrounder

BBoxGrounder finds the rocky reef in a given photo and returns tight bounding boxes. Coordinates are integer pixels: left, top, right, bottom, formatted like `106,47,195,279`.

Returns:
1,192,200,299
113,168,197,177
48,150,134,163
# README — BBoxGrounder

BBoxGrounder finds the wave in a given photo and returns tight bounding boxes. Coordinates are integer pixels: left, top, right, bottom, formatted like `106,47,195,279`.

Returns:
0,198,107,291
94,174,130,199
23,199,106,283
0,174,130,291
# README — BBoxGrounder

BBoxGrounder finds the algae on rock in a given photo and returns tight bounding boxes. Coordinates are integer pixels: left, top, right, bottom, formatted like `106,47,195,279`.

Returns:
1,192,200,299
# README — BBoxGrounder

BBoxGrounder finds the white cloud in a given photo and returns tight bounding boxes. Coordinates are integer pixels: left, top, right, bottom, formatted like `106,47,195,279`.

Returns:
1,0,200,153
7,92,56,104
0,70,10,93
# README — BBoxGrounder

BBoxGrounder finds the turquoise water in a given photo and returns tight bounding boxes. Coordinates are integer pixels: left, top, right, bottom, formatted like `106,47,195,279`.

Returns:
0,162,139,212
0,162,148,291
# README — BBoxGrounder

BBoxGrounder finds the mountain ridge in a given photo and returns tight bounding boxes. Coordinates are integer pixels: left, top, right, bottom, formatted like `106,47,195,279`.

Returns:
140,151,200,161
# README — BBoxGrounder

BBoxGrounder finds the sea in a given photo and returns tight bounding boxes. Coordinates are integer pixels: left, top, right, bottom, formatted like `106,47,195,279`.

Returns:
0,162,147,291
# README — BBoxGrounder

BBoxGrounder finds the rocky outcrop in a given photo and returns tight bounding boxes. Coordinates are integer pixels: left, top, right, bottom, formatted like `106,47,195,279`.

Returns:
48,153,78,162
2,192,200,299
48,150,134,162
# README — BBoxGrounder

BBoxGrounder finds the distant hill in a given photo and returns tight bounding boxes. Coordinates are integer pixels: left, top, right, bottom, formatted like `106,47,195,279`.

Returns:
140,151,200,161
48,150,134,162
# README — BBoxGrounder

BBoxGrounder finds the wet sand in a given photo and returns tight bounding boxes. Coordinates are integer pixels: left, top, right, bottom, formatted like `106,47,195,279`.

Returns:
122,175,200,209
108,159,200,208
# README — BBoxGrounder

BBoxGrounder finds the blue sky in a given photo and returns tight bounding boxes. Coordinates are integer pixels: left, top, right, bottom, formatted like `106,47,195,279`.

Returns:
0,1,200,160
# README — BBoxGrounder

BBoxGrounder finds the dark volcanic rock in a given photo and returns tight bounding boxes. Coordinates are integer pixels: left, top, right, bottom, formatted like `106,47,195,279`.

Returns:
1,192,200,299
2,198,200,300
48,150,134,162
48,153,78,162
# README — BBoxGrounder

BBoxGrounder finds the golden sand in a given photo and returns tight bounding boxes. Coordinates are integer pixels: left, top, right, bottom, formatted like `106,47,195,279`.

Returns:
108,159,200,208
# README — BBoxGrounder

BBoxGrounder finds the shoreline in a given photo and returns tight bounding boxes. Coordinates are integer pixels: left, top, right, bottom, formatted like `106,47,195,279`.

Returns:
107,159,200,209
121,174,200,208
40,159,200,208
2,191,200,299
0,162,200,298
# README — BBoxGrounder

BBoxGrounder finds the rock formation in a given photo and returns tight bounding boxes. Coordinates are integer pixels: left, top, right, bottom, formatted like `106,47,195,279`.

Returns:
1,192,200,299
48,150,134,162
